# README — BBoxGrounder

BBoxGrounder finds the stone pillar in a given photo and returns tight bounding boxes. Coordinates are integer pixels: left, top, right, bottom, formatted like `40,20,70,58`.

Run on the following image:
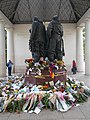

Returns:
76,26,84,72
6,27,15,73
85,17,90,75
0,21,6,76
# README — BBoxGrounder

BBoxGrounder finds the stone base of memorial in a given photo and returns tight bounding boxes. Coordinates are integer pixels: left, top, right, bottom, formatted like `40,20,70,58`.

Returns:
25,69,66,85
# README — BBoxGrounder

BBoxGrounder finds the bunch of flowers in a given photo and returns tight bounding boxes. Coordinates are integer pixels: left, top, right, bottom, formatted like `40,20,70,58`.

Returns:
25,58,66,78
0,74,90,113
25,58,34,68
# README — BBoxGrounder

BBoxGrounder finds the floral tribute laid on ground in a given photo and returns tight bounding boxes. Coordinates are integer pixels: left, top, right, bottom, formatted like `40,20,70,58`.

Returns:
0,59,90,114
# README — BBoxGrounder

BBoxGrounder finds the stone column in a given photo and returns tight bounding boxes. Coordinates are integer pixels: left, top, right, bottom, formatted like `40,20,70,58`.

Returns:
76,26,84,72
0,21,6,76
85,17,90,75
6,27,15,73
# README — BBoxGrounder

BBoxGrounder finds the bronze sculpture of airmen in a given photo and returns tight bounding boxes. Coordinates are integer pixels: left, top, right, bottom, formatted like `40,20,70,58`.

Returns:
29,15,65,62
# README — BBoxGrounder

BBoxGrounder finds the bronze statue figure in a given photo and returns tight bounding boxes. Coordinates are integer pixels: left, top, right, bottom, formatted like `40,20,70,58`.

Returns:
29,16,46,62
46,15,65,61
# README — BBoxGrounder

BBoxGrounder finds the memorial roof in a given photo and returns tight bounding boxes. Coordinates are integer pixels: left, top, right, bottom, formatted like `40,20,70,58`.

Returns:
0,0,90,24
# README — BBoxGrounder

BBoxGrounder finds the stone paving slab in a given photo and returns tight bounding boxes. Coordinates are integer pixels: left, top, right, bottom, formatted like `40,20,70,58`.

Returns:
0,112,11,117
0,117,8,120
29,109,63,120
79,107,90,118
62,107,85,119
8,113,20,120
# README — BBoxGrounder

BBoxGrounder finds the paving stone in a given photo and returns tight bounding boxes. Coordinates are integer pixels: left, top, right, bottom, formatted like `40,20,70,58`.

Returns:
79,107,90,118
8,113,20,120
29,109,63,120
86,98,90,105
0,117,8,120
55,119,86,120
62,107,85,119
0,112,11,117
20,112,30,120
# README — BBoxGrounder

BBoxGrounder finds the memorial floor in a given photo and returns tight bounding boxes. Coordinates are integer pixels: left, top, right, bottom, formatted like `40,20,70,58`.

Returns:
0,72,90,120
